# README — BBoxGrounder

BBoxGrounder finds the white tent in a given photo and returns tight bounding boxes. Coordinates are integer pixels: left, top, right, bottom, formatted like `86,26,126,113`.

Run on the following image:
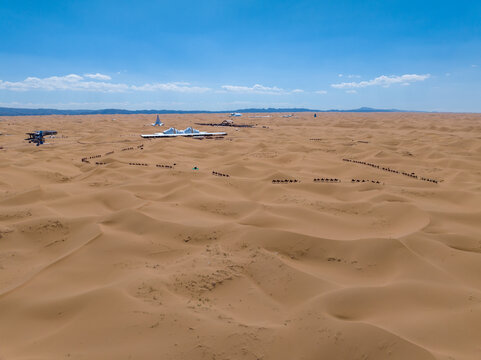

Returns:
152,115,164,126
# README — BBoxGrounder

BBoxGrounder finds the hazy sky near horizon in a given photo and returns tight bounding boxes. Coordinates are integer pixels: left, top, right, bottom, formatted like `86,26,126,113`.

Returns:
0,0,480,111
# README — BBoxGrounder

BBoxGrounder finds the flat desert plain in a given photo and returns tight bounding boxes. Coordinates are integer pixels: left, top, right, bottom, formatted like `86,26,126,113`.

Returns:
0,112,480,360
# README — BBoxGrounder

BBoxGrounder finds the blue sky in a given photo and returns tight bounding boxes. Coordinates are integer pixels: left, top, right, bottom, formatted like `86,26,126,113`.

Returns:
0,0,480,111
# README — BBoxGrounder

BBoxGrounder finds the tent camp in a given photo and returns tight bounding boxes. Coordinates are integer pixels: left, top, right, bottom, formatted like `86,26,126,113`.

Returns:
141,127,226,138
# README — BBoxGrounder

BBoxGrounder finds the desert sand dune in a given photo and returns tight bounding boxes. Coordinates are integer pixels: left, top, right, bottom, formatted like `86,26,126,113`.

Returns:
0,112,480,360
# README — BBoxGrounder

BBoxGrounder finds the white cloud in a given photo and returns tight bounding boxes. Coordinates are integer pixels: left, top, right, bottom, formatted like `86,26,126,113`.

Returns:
84,73,112,80
221,84,302,95
132,82,210,93
338,74,360,78
0,75,305,96
0,74,210,93
0,74,128,92
331,74,430,89
471,64,478,68
315,90,327,94
221,84,285,94
346,90,357,94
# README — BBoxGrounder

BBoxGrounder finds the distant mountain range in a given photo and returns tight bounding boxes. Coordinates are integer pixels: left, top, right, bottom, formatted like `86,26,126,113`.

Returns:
0,106,409,116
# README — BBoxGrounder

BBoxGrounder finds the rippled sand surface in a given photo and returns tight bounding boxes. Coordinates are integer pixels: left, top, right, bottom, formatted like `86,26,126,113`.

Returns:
1,112,480,360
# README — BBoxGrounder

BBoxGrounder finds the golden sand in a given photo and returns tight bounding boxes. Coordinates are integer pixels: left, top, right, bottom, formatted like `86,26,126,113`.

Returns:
0,112,480,359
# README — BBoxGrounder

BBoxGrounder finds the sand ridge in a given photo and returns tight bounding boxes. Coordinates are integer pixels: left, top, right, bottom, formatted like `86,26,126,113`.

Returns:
0,112,480,359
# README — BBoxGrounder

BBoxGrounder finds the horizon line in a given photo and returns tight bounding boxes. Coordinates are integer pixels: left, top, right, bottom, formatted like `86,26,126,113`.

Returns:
2,106,476,116
0,106,481,116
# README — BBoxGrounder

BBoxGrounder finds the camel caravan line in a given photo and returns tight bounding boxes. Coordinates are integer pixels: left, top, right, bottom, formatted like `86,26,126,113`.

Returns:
81,154,101,163
273,177,382,185
342,158,440,184
91,161,176,168
85,161,387,186
313,178,340,183
129,162,148,166
81,143,145,164
272,179,300,183
351,179,381,184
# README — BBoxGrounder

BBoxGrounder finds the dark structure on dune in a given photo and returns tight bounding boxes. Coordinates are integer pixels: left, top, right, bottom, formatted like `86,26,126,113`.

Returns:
195,119,254,128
